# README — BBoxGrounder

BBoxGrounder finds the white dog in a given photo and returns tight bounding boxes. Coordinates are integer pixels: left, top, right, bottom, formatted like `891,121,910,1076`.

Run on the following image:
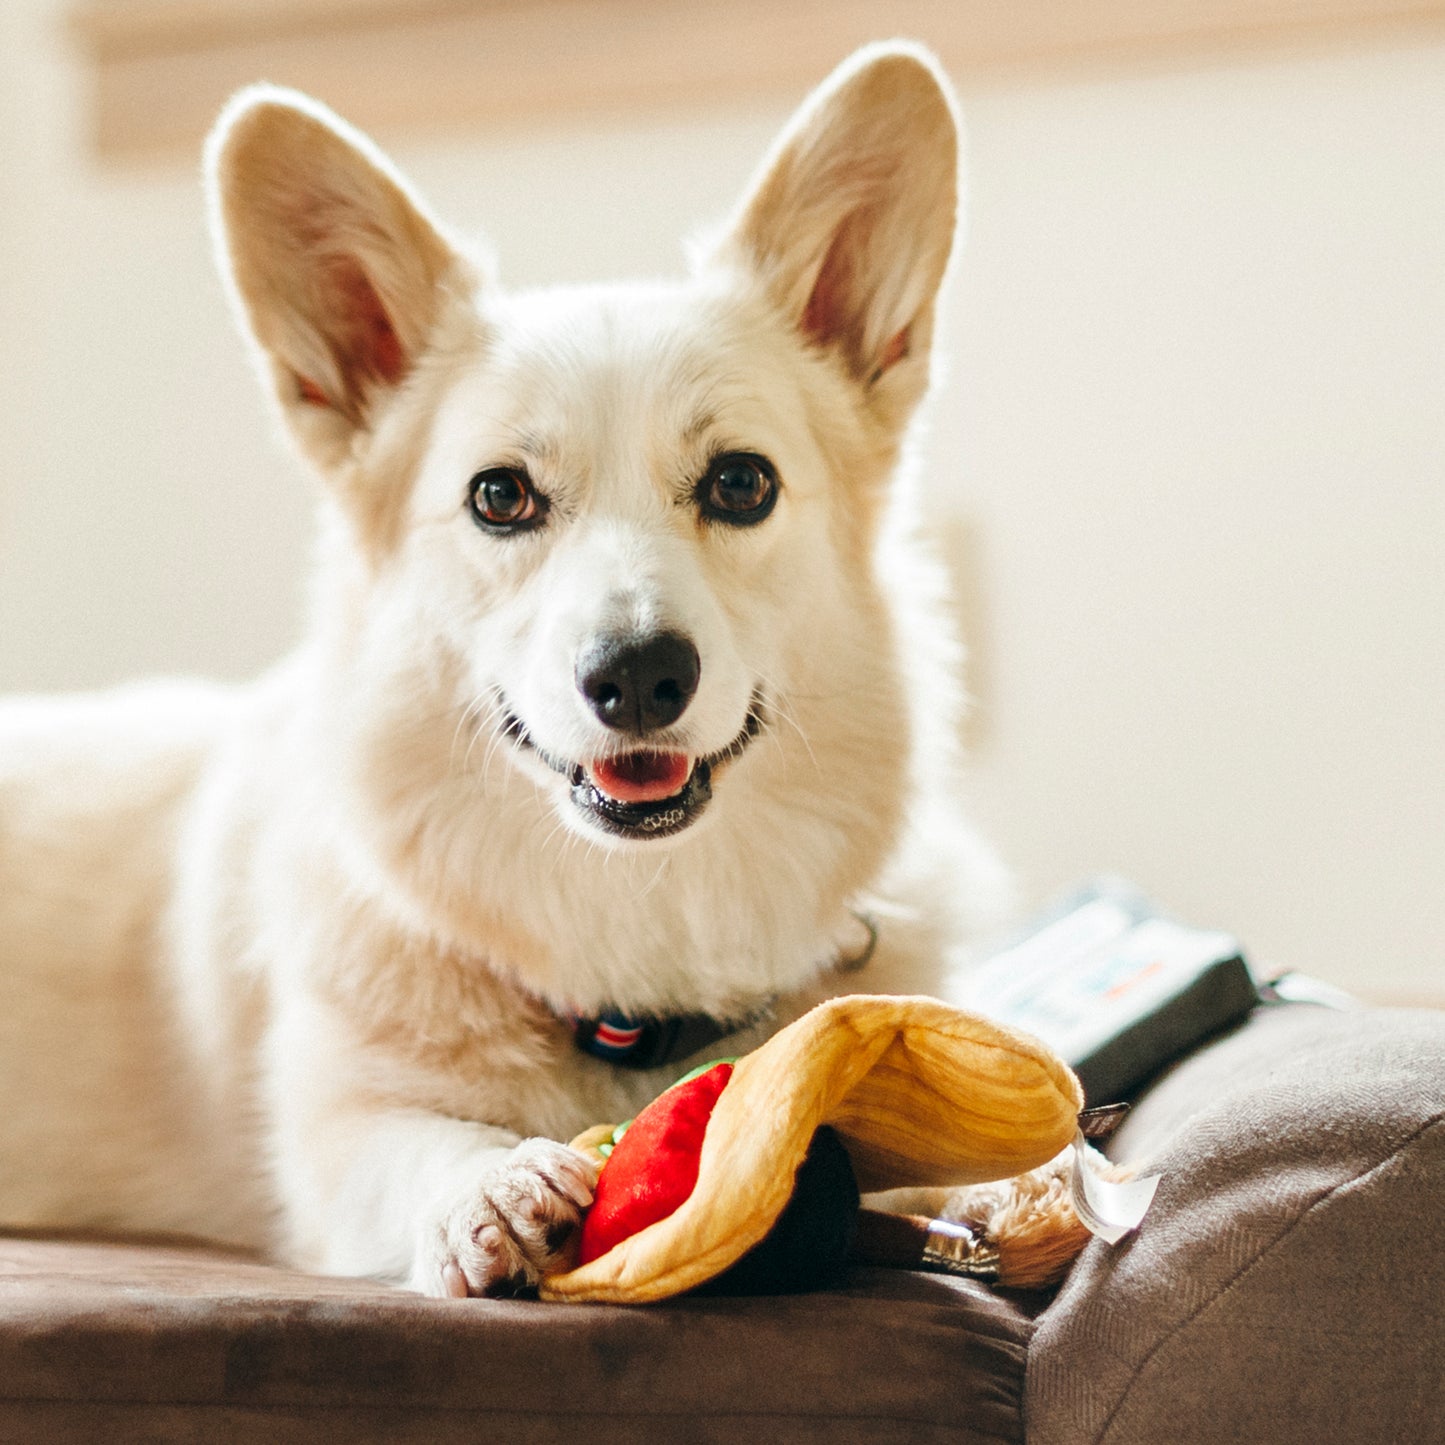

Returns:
0,43,1010,1297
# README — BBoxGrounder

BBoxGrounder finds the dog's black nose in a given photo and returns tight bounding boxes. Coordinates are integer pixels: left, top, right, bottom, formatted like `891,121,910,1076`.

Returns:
575,631,700,734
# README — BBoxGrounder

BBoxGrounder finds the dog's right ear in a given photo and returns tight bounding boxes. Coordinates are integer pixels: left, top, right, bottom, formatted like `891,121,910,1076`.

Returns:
205,87,466,468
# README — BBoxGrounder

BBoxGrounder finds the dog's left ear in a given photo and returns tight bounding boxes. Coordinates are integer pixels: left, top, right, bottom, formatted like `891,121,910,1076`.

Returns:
716,43,959,392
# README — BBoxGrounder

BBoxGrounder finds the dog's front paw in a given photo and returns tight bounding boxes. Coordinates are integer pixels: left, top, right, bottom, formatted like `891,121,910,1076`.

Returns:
414,1138,599,1299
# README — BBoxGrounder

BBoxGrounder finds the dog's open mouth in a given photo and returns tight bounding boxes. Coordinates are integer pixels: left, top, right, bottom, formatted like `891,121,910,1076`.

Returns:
573,751,713,839
500,701,763,840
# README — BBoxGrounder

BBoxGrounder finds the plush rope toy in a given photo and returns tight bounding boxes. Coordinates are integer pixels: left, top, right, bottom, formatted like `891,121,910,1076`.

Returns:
541,995,1154,1305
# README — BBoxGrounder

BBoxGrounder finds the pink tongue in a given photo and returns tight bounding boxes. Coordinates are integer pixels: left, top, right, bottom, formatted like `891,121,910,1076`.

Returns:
590,751,691,805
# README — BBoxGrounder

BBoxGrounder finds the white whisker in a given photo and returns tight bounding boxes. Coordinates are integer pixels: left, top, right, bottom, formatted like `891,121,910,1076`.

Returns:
751,670,820,774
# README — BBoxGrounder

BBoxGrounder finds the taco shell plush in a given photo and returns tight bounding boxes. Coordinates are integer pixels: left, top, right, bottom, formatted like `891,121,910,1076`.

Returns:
541,994,1088,1304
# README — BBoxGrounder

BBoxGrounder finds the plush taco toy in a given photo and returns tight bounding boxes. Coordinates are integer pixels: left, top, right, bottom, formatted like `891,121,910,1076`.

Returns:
541,995,1152,1305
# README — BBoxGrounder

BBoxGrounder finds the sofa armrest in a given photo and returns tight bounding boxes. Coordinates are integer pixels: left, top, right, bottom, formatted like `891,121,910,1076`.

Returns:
0,1233,1035,1443
1027,1003,1445,1445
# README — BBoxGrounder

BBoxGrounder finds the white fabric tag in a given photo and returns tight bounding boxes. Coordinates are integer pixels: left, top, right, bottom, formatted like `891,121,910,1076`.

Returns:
1069,1129,1160,1245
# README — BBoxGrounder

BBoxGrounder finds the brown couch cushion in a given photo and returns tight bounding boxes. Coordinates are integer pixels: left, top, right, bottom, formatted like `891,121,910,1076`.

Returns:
1026,1003,1445,1445
0,1232,1034,1443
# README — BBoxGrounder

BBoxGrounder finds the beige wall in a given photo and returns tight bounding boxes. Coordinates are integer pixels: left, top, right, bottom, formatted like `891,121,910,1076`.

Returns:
1,0,1441,1000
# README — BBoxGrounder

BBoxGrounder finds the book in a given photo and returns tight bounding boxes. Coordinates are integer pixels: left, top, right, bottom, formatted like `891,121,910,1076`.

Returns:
957,879,1261,1104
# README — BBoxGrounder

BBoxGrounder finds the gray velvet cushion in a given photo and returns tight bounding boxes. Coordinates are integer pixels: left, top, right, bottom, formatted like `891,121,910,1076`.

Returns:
0,1234,1033,1443
1027,1003,1445,1445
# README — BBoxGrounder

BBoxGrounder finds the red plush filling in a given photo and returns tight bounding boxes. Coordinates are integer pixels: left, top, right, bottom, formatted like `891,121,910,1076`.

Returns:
577,1061,734,1265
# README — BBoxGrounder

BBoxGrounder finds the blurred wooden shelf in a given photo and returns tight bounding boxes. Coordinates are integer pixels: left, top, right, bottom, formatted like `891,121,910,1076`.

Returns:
69,0,1445,161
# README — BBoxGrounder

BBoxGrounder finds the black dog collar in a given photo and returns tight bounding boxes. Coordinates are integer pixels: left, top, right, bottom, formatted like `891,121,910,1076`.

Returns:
572,1009,756,1069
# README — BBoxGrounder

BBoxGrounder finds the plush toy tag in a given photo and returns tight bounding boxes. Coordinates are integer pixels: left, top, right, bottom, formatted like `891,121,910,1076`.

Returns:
1069,1129,1160,1244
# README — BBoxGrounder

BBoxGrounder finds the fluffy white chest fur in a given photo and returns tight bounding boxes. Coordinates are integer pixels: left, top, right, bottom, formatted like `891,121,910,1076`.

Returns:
0,44,1008,1296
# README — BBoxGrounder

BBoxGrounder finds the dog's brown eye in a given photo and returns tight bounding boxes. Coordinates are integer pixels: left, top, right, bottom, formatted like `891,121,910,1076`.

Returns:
699,453,778,527
468,468,547,533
